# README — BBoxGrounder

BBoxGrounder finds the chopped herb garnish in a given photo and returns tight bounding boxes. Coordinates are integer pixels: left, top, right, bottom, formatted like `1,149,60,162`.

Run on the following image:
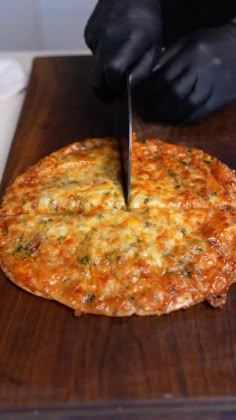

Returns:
196,247,203,252
25,250,34,257
15,243,34,257
84,293,95,303
78,255,93,265
174,185,181,189
164,252,175,258
206,238,215,244
144,197,151,204
225,206,234,212
203,191,217,201
15,244,23,252
57,236,66,242
39,218,53,224
197,190,204,197
167,169,174,177
181,228,187,235
179,160,191,167
105,250,117,262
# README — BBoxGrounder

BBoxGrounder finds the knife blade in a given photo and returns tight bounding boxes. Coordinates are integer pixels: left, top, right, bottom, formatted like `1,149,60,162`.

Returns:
116,73,132,206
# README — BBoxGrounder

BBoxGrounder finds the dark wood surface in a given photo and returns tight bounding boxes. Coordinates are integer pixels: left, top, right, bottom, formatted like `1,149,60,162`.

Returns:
0,56,236,418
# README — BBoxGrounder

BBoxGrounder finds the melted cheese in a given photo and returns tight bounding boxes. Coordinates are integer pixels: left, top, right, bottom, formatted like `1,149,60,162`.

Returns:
130,139,236,209
0,137,235,316
0,208,235,316
0,138,125,215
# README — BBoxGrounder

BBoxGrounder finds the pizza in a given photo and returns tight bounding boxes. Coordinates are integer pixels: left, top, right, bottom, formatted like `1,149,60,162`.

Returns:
0,137,235,316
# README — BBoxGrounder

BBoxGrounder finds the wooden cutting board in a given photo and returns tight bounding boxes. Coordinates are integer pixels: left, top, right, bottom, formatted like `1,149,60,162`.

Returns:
0,56,236,419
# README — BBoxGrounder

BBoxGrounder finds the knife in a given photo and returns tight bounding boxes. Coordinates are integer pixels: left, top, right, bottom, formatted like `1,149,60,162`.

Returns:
116,73,132,206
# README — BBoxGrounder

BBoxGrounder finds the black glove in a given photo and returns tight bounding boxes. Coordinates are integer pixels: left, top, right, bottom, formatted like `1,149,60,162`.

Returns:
139,23,236,124
84,0,162,102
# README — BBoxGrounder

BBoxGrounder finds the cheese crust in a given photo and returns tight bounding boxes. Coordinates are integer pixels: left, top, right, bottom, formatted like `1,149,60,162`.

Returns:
0,137,235,316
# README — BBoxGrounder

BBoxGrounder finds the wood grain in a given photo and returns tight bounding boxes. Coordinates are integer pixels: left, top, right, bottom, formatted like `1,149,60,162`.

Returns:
0,56,236,418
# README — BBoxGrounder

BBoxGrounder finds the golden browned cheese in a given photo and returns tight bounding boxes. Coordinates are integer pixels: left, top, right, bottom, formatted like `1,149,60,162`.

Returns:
0,139,125,215
0,137,235,316
130,139,236,210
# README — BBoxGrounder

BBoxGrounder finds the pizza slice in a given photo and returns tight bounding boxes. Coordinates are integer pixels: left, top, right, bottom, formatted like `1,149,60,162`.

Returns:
130,139,236,210
0,138,125,215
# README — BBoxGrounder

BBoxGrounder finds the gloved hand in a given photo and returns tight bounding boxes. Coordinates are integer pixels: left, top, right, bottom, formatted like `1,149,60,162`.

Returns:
84,0,162,102
140,23,236,124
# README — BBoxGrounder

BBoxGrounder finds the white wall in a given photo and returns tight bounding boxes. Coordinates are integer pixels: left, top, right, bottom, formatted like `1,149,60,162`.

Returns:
0,0,97,51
